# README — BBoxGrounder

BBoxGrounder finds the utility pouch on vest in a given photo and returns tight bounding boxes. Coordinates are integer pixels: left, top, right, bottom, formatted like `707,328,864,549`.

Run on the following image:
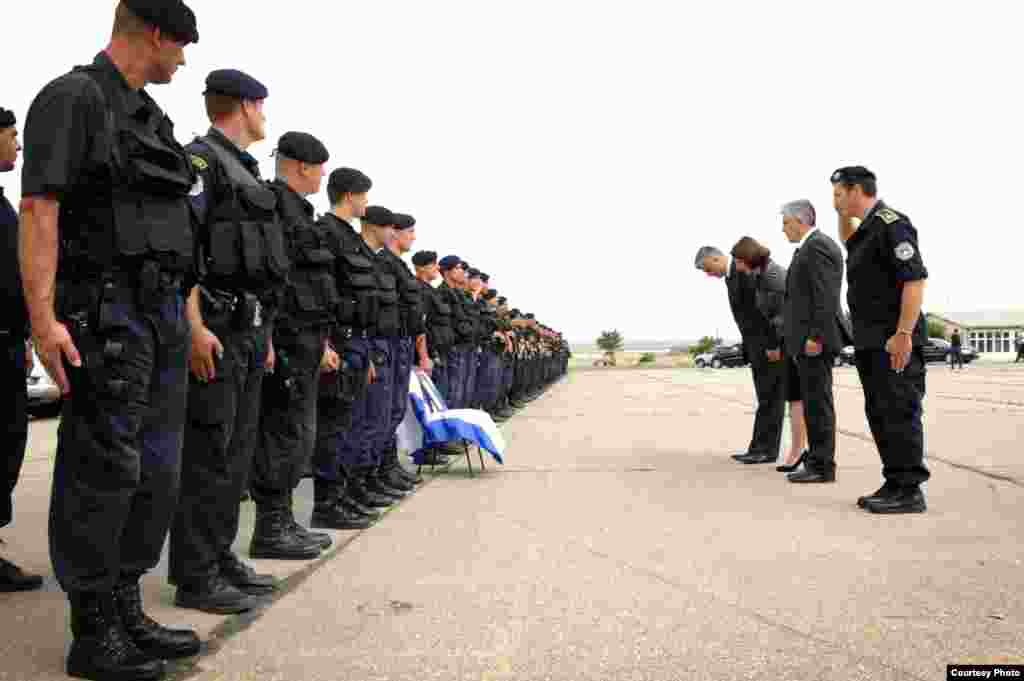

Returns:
376,274,400,337
234,292,263,330
338,252,378,329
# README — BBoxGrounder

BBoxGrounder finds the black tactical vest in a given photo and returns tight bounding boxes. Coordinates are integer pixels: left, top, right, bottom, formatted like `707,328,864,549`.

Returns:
461,293,482,345
423,282,455,351
197,135,289,294
388,253,425,337
59,65,194,276
270,182,338,327
323,216,400,338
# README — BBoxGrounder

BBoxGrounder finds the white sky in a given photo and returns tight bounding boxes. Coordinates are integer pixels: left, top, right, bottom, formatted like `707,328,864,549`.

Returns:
4,1,1022,344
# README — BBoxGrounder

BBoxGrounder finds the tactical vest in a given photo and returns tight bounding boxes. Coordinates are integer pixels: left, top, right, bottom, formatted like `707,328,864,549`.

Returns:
271,183,339,327
424,283,456,351
197,135,289,294
391,256,425,337
846,210,926,349
59,65,194,276
328,222,400,338
461,293,482,345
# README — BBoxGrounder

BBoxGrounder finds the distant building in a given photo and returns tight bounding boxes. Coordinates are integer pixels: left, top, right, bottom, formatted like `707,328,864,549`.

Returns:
926,310,1024,355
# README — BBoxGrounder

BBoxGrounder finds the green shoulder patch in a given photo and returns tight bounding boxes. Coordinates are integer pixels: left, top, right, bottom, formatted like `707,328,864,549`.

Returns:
190,154,209,171
877,208,900,225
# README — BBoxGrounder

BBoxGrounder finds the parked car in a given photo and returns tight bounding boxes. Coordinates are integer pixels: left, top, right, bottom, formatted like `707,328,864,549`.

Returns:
703,343,748,369
694,351,714,369
27,348,62,417
923,337,980,365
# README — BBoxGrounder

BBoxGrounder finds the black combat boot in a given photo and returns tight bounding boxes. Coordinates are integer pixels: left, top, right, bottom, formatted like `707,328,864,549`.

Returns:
250,508,322,560
366,469,410,499
348,474,397,508
219,552,278,595
113,578,200,660
311,480,373,530
67,590,165,681
287,490,332,550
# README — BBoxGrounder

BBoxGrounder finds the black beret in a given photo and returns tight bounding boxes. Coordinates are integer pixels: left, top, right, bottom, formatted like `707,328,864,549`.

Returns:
831,166,876,185
412,250,437,267
438,255,464,271
525,313,536,320
467,268,481,279
482,290,497,301
328,167,372,196
276,132,328,165
497,297,508,305
204,69,267,100
123,0,199,44
393,213,416,230
480,273,490,283
0,108,15,128
510,308,522,318
362,206,395,227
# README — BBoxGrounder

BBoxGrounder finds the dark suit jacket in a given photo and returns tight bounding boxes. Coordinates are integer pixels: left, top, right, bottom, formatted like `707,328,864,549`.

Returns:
784,230,847,357
726,260,781,367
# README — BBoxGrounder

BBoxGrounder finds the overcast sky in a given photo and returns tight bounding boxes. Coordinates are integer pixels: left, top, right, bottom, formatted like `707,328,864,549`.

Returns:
4,1,1022,343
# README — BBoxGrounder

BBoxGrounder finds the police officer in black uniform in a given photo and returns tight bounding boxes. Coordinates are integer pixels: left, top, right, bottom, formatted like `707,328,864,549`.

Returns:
170,69,289,614
0,106,43,593
250,132,336,560
436,256,472,408
832,166,930,514
312,176,397,527
20,2,201,677
411,250,453,466
377,213,423,489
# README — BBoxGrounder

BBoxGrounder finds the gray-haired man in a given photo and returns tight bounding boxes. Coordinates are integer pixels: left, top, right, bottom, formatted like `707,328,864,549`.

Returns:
695,245,786,464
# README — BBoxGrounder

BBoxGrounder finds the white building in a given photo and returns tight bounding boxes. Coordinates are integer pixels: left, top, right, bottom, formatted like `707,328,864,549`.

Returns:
926,310,1024,356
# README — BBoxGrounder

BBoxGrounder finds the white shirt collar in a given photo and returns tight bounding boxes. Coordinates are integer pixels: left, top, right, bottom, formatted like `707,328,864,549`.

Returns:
797,227,818,248
724,255,734,279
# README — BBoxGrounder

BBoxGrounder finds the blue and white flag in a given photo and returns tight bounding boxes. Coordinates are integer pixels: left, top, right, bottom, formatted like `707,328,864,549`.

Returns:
397,371,506,465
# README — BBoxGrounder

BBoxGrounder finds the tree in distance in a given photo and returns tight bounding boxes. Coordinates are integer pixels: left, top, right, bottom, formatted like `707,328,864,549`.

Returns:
689,336,720,356
596,330,624,367
638,352,657,364
927,318,947,339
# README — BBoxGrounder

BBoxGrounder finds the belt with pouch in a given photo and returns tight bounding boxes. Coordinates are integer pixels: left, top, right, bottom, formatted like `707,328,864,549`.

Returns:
199,286,266,331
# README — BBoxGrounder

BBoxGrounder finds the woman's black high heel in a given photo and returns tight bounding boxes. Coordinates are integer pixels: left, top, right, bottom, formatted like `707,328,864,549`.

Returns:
776,451,807,473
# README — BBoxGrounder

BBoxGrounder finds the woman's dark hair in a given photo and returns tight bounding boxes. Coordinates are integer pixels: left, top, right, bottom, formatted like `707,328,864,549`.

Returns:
731,236,771,270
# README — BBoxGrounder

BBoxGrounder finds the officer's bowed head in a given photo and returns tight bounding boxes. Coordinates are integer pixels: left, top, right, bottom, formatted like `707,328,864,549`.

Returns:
830,165,878,223
694,246,728,279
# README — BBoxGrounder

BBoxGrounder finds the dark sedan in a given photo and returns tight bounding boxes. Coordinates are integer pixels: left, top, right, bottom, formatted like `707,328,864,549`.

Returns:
707,343,748,369
833,339,979,367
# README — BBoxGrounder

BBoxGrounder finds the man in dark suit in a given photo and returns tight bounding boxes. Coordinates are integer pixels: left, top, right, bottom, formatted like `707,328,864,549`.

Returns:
695,245,786,464
780,200,847,483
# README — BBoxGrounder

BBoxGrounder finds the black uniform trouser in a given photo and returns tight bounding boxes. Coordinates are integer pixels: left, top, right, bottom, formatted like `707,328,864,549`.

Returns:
747,357,786,458
170,324,267,584
1,334,29,530
51,282,188,593
794,353,836,473
855,348,930,488
252,325,325,512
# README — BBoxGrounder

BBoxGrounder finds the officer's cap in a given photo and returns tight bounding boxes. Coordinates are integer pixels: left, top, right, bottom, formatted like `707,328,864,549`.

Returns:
362,206,395,227
497,297,508,305
123,0,199,44
525,313,536,320
467,268,482,279
275,132,328,165
438,255,464,272
0,108,15,129
393,213,416,230
328,167,372,196
204,69,268,100
510,308,522,318
483,289,497,301
480,273,490,283
412,250,437,267
830,166,876,185
693,246,723,270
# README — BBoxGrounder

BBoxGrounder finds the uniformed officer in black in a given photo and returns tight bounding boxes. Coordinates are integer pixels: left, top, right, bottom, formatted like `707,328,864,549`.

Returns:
436,256,472,408
170,69,286,614
833,166,930,514
412,250,452,466
250,132,337,561
20,2,201,677
0,106,43,594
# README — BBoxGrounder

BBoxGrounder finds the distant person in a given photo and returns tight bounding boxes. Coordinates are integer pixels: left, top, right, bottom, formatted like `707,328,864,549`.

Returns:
695,244,786,465
833,166,930,514
950,329,964,370
780,199,847,485
1016,334,1023,363
729,237,809,471
0,107,42,593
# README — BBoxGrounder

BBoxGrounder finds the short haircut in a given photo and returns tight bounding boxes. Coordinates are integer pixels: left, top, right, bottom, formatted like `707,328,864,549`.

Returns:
731,236,771,270
694,246,724,270
112,2,148,38
205,94,242,123
780,199,816,227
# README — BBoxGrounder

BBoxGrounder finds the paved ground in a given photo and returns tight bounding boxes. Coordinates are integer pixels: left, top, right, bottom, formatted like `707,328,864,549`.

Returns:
2,363,1023,680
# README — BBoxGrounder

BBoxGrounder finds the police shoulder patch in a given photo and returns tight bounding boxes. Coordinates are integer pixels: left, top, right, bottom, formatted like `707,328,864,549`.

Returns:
894,242,915,261
190,154,209,171
877,208,900,225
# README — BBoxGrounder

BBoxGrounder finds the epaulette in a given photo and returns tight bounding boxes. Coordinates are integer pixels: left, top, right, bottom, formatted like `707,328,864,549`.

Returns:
190,154,209,171
876,207,900,225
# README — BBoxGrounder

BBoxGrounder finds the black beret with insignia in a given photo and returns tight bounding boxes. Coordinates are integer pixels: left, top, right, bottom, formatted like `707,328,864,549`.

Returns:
830,166,876,185
393,213,416,230
497,297,507,305
0,108,15,128
276,132,329,165
438,255,464,272
123,0,199,44
362,206,395,227
328,167,372,196
412,250,437,267
204,69,268,100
